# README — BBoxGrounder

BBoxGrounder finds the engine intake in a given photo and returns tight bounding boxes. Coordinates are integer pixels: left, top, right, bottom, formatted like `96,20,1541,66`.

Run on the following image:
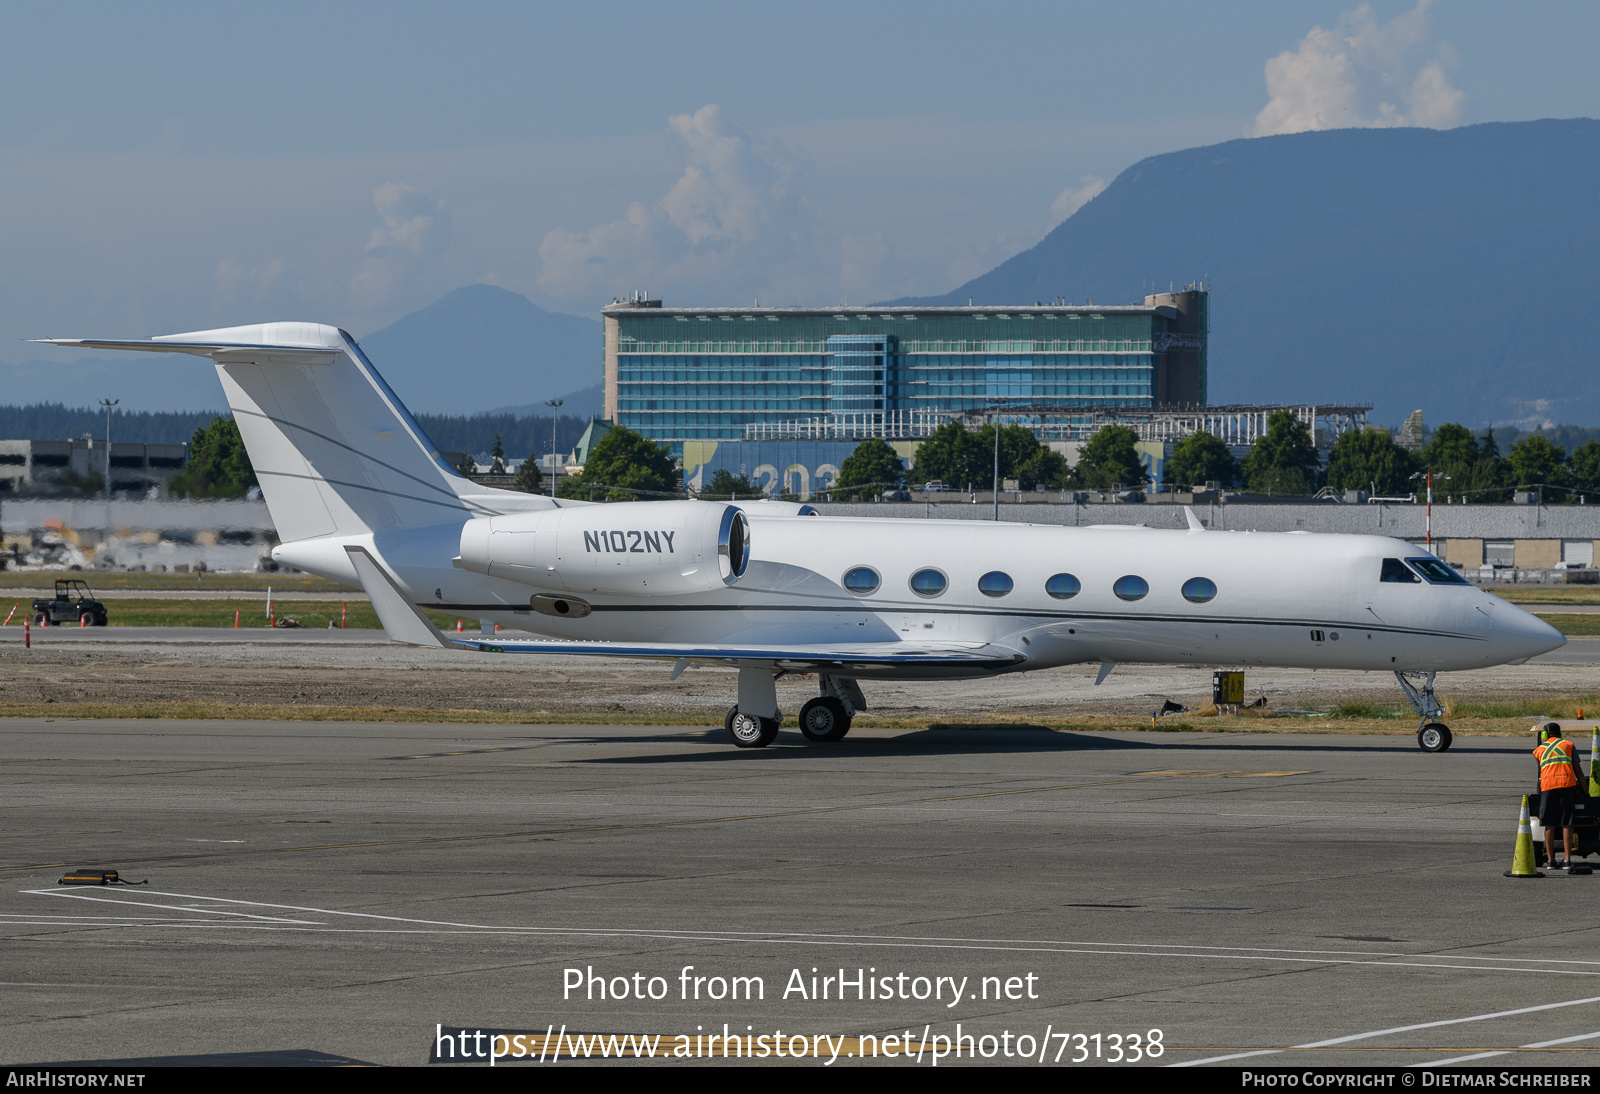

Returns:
455,500,750,595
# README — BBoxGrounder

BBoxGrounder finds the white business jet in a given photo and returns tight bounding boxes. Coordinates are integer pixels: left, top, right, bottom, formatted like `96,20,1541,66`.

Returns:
39,323,1564,752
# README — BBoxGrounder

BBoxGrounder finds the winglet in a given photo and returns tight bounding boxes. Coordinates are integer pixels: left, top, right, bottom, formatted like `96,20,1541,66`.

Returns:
343,546,453,648
1183,506,1205,532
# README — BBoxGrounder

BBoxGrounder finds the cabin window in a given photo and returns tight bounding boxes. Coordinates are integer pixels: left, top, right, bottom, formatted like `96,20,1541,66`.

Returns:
1182,577,1217,603
1045,573,1081,599
842,567,881,595
1405,557,1470,585
1380,558,1421,583
1113,575,1149,601
909,569,948,597
977,571,1014,598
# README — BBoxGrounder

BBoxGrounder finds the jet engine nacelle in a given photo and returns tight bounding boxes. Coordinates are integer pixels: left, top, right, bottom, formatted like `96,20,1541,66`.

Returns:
454,500,750,595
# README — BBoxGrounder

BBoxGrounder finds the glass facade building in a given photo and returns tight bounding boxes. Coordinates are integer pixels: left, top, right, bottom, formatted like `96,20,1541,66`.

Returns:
603,295,1207,446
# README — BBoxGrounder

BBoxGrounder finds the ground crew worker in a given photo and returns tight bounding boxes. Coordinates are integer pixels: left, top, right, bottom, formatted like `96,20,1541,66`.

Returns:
1534,722,1586,869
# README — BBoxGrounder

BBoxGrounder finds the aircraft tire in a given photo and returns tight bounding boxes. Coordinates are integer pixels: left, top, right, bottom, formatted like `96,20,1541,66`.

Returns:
1417,723,1452,753
798,697,851,742
725,706,779,748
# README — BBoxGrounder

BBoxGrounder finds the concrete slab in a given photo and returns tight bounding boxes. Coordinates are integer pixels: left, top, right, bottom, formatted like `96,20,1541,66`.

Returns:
1,717,1596,1067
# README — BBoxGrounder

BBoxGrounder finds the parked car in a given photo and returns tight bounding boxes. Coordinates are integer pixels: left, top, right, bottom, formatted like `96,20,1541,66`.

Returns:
31,578,108,626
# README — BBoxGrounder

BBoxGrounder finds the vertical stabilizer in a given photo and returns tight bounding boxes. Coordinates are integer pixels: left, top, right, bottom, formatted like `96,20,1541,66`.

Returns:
37,322,557,542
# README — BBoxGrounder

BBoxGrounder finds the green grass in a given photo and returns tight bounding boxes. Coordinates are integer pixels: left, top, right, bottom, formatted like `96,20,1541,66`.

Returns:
1445,695,1600,720
1537,614,1600,636
1489,586,1600,604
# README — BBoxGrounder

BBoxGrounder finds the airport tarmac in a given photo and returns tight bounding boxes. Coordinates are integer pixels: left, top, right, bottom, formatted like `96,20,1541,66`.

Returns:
0,627,1596,721
2,715,1599,1068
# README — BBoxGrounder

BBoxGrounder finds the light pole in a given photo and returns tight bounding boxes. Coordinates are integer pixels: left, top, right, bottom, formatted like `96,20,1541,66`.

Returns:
543,399,563,498
992,410,1001,521
98,398,118,498
1411,470,1449,551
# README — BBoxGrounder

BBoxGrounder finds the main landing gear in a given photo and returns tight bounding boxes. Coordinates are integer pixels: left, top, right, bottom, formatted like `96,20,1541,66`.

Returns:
1395,670,1452,753
722,668,863,748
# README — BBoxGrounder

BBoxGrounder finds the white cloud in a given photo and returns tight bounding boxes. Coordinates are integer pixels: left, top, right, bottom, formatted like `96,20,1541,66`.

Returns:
536,104,822,307
1253,0,1464,137
1048,175,1107,225
350,182,451,307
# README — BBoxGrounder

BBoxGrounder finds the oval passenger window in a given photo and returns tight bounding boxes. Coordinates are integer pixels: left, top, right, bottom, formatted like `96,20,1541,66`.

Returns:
977,571,1014,598
1182,577,1217,604
909,569,947,597
1113,575,1149,601
842,567,881,595
1045,573,1081,599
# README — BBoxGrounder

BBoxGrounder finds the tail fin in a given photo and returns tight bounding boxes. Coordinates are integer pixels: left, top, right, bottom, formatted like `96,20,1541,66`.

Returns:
37,322,554,541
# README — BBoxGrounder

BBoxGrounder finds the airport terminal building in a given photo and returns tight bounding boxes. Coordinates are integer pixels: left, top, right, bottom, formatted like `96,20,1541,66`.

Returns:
602,289,1208,448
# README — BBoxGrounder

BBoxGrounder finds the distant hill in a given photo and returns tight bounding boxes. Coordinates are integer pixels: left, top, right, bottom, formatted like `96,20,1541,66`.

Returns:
357,284,602,416
893,119,1600,427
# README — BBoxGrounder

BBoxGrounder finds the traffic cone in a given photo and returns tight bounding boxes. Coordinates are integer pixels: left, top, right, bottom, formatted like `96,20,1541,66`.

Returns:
1505,795,1542,878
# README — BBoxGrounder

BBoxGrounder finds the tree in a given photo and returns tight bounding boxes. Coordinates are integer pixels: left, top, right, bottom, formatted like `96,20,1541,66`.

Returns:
1414,421,1479,500
1075,425,1147,490
911,421,984,488
511,454,543,494
1324,428,1415,495
1164,430,1236,489
1468,427,1513,502
832,439,906,500
489,433,507,476
556,424,678,501
1240,410,1320,496
169,417,258,499
1014,445,1070,490
702,469,760,500
1509,434,1570,495
1570,440,1600,498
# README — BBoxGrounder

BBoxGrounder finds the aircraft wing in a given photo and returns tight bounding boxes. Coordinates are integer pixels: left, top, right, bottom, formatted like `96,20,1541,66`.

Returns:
344,546,1024,672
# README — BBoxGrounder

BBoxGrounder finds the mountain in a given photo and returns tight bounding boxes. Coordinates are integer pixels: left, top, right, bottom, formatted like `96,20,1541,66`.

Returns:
356,284,602,416
894,119,1600,427
487,382,603,421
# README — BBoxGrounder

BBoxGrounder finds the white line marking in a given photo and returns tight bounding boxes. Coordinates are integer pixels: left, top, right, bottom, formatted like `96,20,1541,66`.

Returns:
1295,996,1600,1048
22,888,1600,967
1524,1029,1600,1049
1410,1051,1504,1066
1411,1029,1600,1067
31,890,320,924
15,889,1600,972
1175,997,1600,1067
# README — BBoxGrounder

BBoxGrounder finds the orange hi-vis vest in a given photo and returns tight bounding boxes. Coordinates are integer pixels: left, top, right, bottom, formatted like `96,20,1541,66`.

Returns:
1536,737,1579,791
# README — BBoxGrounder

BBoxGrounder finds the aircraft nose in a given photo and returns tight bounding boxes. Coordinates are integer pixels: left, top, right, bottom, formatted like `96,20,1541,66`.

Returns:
1496,604,1566,662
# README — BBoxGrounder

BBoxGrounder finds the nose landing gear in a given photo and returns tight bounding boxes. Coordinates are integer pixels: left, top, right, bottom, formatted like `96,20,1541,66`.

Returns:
1396,670,1452,752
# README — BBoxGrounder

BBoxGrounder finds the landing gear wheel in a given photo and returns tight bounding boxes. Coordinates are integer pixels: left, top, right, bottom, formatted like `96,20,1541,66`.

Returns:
798,696,852,742
1417,722,1452,753
725,705,779,748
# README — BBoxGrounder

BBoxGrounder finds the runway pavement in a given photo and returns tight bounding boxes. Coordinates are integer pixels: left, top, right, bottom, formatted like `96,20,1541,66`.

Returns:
2,716,1598,1068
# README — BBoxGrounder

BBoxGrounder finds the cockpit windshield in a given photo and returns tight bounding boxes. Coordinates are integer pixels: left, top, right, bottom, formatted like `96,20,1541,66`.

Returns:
1405,556,1470,585
1380,558,1420,583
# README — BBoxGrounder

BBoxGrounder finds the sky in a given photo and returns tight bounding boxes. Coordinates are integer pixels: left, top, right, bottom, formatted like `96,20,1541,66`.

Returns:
3,0,1598,397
